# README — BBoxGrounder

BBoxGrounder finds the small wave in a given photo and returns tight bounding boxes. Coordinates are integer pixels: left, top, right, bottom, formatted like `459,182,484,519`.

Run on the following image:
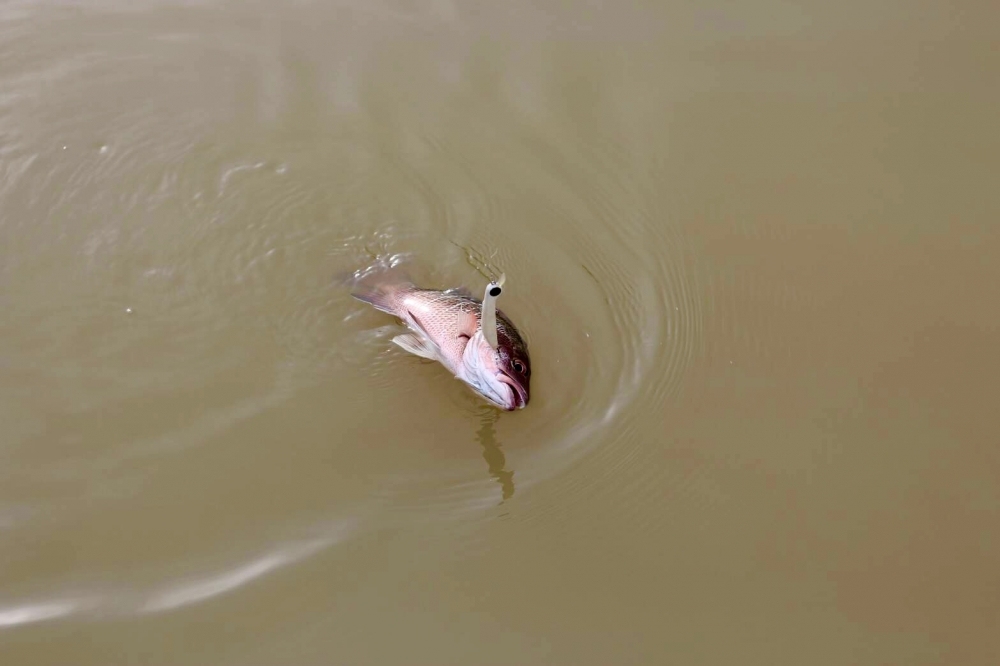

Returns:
0,520,357,630
0,600,85,629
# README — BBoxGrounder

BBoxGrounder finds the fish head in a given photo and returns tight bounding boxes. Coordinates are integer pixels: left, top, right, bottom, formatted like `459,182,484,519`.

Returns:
459,331,531,411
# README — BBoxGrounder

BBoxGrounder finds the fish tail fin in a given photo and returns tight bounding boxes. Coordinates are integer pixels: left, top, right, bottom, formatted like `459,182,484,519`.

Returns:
351,271,416,316
351,280,414,316
344,258,418,316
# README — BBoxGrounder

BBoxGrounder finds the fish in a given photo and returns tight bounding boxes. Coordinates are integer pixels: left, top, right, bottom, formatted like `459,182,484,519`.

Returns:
352,275,531,411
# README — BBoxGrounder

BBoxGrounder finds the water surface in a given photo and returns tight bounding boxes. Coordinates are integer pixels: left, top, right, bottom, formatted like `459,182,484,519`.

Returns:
1,1,998,664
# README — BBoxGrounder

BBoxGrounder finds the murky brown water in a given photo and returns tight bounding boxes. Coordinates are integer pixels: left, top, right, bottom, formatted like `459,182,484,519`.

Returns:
2,1,998,663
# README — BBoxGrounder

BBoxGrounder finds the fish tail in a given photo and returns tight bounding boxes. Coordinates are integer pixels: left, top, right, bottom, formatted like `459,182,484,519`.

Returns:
351,281,413,316
345,259,417,316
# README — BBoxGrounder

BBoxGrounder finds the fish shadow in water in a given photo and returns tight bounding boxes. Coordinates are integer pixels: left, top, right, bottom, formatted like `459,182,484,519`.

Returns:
475,406,515,502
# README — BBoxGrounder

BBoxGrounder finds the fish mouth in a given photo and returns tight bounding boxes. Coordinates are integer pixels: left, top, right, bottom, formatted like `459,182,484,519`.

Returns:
497,373,528,411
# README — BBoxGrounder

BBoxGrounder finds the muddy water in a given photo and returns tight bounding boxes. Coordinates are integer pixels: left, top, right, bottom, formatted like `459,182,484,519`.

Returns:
1,1,998,664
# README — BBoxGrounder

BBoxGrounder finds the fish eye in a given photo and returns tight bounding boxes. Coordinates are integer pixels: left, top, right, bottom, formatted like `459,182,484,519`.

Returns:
512,360,525,373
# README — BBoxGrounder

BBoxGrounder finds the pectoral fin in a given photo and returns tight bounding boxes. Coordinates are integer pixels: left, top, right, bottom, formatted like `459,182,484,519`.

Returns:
456,309,479,339
392,333,438,360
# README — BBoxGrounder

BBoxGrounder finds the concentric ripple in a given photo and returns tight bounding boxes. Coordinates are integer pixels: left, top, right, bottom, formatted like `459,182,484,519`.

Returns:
327,86,706,522
0,0,704,629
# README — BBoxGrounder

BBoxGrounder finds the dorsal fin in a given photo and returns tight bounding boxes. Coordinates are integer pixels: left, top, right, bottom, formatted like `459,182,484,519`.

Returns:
444,286,475,299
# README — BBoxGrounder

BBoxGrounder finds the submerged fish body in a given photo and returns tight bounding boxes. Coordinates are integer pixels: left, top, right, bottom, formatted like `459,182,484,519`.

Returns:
353,282,531,410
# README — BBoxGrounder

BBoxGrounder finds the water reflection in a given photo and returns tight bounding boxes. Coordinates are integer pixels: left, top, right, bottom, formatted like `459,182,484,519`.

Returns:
475,406,515,502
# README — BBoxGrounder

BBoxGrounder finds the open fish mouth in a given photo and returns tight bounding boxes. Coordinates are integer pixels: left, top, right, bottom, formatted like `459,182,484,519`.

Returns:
480,384,517,412
469,377,523,412
498,373,528,410
461,372,515,411
487,394,516,412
